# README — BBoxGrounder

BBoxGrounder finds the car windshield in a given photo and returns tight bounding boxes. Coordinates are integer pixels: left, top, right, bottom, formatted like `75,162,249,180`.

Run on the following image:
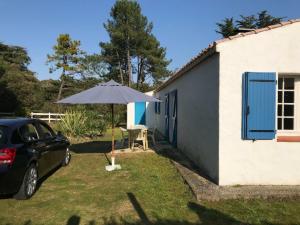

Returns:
0,126,7,144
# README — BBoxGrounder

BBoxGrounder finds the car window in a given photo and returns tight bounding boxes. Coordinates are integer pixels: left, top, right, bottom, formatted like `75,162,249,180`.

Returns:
19,124,39,142
11,128,22,144
0,126,7,144
39,123,54,139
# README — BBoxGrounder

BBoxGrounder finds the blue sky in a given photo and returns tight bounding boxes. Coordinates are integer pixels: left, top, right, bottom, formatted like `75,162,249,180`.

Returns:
1,0,300,80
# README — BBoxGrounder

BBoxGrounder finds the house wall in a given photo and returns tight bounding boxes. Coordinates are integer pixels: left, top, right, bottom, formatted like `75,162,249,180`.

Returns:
126,91,155,128
155,54,220,182
218,22,300,185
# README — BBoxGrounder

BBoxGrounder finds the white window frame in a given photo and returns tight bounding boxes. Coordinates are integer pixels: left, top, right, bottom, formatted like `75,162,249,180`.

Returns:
277,73,300,135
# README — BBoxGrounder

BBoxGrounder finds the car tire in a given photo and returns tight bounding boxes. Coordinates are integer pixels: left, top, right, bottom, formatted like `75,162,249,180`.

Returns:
14,164,38,200
62,148,71,166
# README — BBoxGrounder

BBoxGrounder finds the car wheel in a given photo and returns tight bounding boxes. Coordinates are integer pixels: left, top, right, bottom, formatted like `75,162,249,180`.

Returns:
62,148,71,166
14,164,38,200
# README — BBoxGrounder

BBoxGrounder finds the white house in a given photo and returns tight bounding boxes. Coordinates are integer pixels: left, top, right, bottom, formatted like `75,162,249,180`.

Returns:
129,19,300,186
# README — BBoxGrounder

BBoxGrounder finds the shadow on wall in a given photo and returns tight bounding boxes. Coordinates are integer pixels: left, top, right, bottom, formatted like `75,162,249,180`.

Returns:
18,193,297,225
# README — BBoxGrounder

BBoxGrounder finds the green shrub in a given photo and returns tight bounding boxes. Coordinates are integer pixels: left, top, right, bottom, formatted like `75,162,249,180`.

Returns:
57,110,87,137
84,111,107,137
56,109,108,138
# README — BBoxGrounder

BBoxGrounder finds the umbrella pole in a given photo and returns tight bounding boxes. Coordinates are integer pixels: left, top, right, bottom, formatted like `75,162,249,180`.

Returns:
105,104,121,171
111,104,115,166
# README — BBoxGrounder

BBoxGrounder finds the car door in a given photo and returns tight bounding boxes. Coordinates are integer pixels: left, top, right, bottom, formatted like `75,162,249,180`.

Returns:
36,122,65,167
19,123,50,177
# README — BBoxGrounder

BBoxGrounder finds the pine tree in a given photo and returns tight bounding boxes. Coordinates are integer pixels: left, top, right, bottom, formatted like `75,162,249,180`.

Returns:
216,11,285,38
100,0,170,88
47,34,85,100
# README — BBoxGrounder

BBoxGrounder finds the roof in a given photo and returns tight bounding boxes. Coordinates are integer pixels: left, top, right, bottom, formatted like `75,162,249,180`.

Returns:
156,19,300,92
0,118,33,127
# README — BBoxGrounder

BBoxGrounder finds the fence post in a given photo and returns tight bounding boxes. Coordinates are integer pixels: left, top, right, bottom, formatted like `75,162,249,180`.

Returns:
48,112,51,123
30,112,33,119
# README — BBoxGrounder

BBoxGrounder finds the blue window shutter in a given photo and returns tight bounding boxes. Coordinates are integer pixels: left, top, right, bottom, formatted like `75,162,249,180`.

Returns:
242,72,276,140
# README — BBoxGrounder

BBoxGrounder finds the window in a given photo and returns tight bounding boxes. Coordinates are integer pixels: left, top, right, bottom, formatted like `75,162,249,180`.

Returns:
11,129,22,144
277,77,295,130
0,126,7,144
39,123,54,139
19,124,39,142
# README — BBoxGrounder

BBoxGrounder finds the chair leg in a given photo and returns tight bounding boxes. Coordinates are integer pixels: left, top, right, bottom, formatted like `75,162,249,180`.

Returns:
146,137,149,149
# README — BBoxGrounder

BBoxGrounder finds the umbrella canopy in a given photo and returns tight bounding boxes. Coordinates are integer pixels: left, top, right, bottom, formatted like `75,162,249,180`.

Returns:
57,80,159,104
57,80,160,171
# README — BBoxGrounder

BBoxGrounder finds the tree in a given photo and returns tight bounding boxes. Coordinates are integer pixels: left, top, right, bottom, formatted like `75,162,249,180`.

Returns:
216,17,237,38
80,54,107,79
216,11,285,38
236,15,257,29
256,10,284,28
47,34,85,100
100,0,170,88
0,43,43,114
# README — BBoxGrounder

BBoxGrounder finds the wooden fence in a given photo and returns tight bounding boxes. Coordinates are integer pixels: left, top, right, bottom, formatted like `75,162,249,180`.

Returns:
0,112,14,117
30,112,65,123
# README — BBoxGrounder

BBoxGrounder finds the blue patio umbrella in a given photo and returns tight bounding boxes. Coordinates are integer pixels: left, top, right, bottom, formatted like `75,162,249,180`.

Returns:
57,80,160,171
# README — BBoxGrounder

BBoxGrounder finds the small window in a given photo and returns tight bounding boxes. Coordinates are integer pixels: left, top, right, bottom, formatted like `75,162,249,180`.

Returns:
39,123,54,139
0,126,7,144
277,77,295,130
19,124,39,142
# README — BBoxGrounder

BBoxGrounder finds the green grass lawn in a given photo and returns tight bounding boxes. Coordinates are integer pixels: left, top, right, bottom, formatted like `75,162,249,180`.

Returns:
0,130,300,225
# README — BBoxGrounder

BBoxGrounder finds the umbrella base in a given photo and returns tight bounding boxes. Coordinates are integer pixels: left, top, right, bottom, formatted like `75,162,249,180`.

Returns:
105,164,121,171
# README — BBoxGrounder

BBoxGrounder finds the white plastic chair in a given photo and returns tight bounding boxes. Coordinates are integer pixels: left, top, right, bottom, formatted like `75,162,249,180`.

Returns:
147,128,156,146
119,127,128,147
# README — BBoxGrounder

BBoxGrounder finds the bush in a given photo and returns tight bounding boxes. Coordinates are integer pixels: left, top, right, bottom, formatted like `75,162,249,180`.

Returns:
84,111,107,137
56,109,108,138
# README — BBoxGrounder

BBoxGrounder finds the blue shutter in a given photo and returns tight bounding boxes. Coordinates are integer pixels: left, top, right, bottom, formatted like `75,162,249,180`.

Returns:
242,72,276,140
135,102,146,125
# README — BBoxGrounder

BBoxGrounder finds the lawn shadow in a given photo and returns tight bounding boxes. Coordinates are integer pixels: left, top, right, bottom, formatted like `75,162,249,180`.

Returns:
61,193,255,225
70,141,112,154
66,215,80,225
34,192,298,225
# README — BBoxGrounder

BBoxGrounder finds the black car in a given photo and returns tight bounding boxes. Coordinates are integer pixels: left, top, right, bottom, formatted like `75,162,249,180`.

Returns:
0,118,70,199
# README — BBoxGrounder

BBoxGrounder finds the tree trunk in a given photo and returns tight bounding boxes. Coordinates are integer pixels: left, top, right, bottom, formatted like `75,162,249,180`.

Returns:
116,50,124,85
57,77,65,101
57,68,65,101
127,48,132,87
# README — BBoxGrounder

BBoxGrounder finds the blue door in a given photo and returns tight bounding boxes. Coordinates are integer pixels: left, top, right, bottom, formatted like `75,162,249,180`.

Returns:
169,90,177,147
135,102,146,125
164,94,169,137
